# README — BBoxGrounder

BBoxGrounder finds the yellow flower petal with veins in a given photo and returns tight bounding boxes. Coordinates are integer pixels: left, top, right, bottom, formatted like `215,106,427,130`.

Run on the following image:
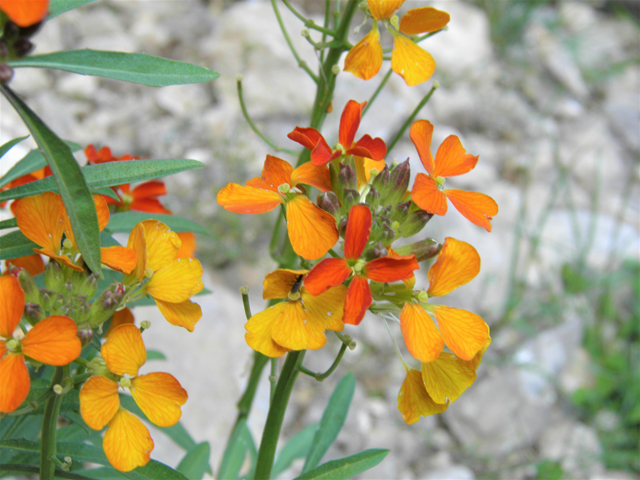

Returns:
262,269,308,300
391,33,436,86
245,303,291,358
344,29,382,81
430,305,489,361
270,300,328,352
146,258,204,303
79,376,120,430
427,237,480,297
399,7,450,35
139,220,182,273
285,195,338,260
301,286,346,331
21,316,81,366
398,368,449,424
367,0,405,20
125,223,147,282
131,372,187,428
12,192,65,253
421,352,478,404
101,324,147,377
155,299,202,332
400,303,444,363
103,409,154,472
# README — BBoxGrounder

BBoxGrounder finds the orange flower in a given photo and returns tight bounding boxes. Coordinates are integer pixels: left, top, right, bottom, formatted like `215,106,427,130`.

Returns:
0,275,81,413
12,192,137,273
304,204,419,325
344,1,450,86
0,166,51,208
5,254,45,276
217,155,338,260
410,120,498,231
85,145,138,164
176,232,196,258
245,269,346,357
399,237,489,363
79,324,187,472
0,0,48,27
287,100,386,166
105,307,135,338
124,220,203,331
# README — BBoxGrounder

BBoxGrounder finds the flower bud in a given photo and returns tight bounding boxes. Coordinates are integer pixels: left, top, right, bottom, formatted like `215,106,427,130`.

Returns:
78,274,99,299
16,268,39,304
337,164,357,202
77,323,94,347
371,164,390,195
23,302,45,325
363,242,388,262
365,186,381,209
0,64,13,84
44,261,65,293
398,209,434,238
391,201,410,223
342,189,360,212
88,284,126,328
384,159,411,206
393,238,441,262
316,191,340,217
12,38,34,58
380,224,396,247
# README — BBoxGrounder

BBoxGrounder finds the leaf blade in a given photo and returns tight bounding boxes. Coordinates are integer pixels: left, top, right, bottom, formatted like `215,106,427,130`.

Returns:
294,449,389,480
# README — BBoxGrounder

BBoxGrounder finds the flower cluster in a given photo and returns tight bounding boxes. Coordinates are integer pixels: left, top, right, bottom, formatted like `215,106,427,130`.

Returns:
218,99,498,423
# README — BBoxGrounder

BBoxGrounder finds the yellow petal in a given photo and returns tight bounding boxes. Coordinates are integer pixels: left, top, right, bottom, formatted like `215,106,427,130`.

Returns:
245,304,291,358
344,29,383,81
285,195,338,260
262,269,308,300
124,222,147,283
101,246,138,274
270,300,328,351
398,368,449,424
155,299,202,332
421,352,477,404
400,303,444,363
367,0,404,20
101,324,147,377
146,258,204,303
79,376,120,430
391,34,435,86
427,237,480,297
131,372,188,427
399,7,450,35
301,285,347,332
12,192,65,252
103,409,153,472
430,305,489,361
140,220,181,273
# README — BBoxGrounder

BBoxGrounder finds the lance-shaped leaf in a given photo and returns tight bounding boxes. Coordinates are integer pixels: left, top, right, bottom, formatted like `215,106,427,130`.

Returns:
177,442,211,480
0,85,101,274
0,228,41,260
8,50,220,87
0,136,28,161
48,0,99,19
106,212,208,235
294,449,389,480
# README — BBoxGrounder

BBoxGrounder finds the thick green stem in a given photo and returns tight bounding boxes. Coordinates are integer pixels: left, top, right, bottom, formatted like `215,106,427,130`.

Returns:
40,366,65,480
254,350,306,479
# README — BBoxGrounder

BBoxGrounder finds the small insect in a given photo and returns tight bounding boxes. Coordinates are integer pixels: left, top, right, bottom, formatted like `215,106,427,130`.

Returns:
290,274,304,294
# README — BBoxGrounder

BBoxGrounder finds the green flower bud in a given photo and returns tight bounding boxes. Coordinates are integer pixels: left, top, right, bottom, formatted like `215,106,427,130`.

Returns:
337,163,357,204
393,238,441,262
371,164,390,196
16,268,39,304
365,186,381,209
317,191,340,218
380,224,396,247
23,302,45,325
44,261,65,293
77,323,94,347
78,274,99,299
384,159,411,206
363,241,388,262
398,209,434,238
342,189,360,212
88,284,126,328
391,201,411,223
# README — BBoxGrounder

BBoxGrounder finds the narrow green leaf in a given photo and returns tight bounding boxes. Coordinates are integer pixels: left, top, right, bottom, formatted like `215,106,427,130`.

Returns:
48,0,99,18
0,159,203,202
107,212,209,235
0,85,101,274
303,373,355,472
272,423,319,478
146,350,167,361
294,449,389,480
217,419,253,480
0,230,39,260
177,442,211,480
93,187,120,202
76,467,127,479
0,218,17,230
0,136,28,160
8,50,220,87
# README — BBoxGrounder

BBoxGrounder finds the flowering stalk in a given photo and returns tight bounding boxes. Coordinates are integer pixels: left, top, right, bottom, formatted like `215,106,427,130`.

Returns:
40,366,65,480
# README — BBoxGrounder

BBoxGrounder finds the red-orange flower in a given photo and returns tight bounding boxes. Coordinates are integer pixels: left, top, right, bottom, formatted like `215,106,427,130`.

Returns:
5,254,45,276
217,155,338,260
0,166,51,208
287,100,386,166
410,120,498,231
0,275,81,413
304,204,419,325
0,0,48,27
344,1,450,86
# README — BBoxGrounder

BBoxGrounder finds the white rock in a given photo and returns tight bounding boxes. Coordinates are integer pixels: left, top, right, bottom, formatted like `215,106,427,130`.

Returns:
424,465,476,480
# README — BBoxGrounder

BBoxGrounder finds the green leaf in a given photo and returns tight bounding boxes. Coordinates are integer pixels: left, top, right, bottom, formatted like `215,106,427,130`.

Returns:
294,449,389,480
76,467,127,479
48,0,99,18
272,423,319,478
8,50,220,87
146,350,167,361
0,230,39,260
302,373,355,472
93,187,120,202
177,442,211,480
0,218,17,230
0,136,28,160
0,159,203,202
106,212,209,235
0,85,101,275
217,419,254,480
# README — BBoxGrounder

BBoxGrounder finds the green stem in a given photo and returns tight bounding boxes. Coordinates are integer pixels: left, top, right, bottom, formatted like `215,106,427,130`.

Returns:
320,0,331,63
282,0,336,35
241,288,252,320
254,350,305,479
315,342,347,381
334,330,356,350
363,68,393,117
40,366,65,480
387,84,437,155
269,358,277,403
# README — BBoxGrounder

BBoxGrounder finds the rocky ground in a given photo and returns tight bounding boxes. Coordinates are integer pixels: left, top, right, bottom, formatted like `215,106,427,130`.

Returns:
1,0,639,479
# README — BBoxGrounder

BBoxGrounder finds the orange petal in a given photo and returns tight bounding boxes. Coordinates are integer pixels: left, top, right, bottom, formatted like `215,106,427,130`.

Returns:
103,409,154,472
124,222,147,283
12,192,65,252
105,307,135,338
429,305,489,361
21,316,81,366
271,300,328,351
79,375,120,430
0,0,48,27
354,157,386,187
421,352,478,403
146,258,203,303
138,220,182,273
343,275,372,326
6,254,45,276
217,183,283,214
128,197,172,215
427,237,480,297
339,100,366,150
259,155,294,191
445,189,498,232
364,254,419,283
62,195,110,247
262,269,308,300
344,29,383,81
129,180,167,199
33,249,84,272
411,173,447,215
344,204,371,260
155,299,202,332
285,196,338,260
301,285,347,331
176,232,196,259
0,340,6,358
400,303,444,363
391,34,435,86
0,275,25,339
287,127,336,166
367,0,404,20
348,135,387,162
291,162,332,193
245,303,291,358
303,258,350,296
410,120,435,175
433,136,478,178
131,372,187,427
101,324,146,377
0,353,29,413
399,6,450,35
398,368,449,424
101,246,137,274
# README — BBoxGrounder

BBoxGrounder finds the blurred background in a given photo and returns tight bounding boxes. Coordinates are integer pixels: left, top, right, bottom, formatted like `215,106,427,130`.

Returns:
1,0,638,478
